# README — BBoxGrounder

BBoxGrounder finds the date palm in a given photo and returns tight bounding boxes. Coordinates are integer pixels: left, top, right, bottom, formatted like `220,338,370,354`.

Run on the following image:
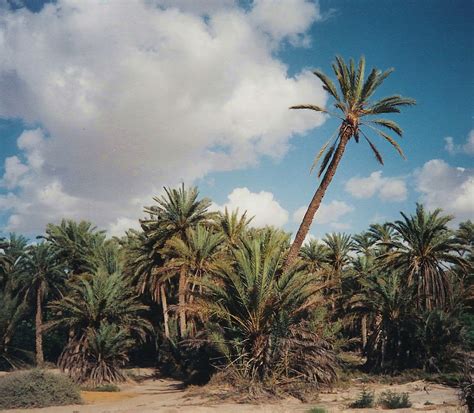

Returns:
286,56,415,267
188,233,336,386
159,225,225,337
49,270,151,384
43,220,106,276
141,184,216,337
19,243,65,366
380,204,468,310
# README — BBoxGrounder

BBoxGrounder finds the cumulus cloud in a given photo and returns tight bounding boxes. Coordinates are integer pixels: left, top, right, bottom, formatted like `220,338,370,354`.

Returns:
293,200,353,228
415,159,474,223
345,171,408,202
444,130,474,156
212,187,289,228
0,0,327,234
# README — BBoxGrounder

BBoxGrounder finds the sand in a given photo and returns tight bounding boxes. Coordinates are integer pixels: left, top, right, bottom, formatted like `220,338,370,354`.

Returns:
1,369,462,413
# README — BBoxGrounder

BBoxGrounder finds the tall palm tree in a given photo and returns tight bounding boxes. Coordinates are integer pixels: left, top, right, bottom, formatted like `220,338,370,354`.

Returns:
141,184,216,337
160,225,225,337
286,56,415,267
381,204,468,310
19,243,65,366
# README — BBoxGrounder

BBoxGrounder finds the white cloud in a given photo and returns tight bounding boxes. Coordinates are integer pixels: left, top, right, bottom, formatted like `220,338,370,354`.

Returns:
293,200,353,228
212,187,289,228
415,159,474,223
108,217,141,238
345,171,407,202
444,130,474,156
1,156,29,189
250,0,321,45
0,0,327,234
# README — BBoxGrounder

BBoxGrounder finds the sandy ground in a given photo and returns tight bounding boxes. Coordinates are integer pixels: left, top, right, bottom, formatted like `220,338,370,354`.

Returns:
1,369,463,413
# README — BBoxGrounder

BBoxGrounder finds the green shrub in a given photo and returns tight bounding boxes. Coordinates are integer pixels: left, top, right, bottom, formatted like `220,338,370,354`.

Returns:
82,383,121,392
0,369,82,409
81,383,120,393
349,387,375,408
307,408,328,413
378,390,412,409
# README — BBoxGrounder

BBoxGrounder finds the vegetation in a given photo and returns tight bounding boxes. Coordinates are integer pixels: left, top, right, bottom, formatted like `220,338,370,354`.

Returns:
349,388,375,408
0,58,471,404
378,390,412,409
286,56,415,267
0,182,472,398
0,369,81,409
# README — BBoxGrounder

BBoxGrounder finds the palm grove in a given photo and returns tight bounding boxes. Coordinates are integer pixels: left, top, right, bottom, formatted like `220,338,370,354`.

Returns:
0,57,472,395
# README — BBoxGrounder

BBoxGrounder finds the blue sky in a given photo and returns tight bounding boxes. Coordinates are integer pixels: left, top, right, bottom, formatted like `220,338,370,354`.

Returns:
0,0,472,239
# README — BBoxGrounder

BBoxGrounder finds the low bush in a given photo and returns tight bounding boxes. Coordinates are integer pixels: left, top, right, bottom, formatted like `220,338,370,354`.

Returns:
0,369,82,409
82,383,121,392
307,408,328,413
349,387,375,408
378,390,412,409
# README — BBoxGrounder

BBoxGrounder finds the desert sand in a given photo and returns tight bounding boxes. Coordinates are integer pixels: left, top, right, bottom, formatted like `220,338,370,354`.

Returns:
1,368,462,413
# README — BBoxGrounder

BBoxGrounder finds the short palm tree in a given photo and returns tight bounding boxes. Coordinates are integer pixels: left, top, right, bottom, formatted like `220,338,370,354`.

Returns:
286,56,415,267
380,204,468,310
19,243,65,365
188,233,337,387
49,270,151,384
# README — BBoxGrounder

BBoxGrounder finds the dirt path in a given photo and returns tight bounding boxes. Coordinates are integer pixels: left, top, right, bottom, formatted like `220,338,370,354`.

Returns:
2,374,462,413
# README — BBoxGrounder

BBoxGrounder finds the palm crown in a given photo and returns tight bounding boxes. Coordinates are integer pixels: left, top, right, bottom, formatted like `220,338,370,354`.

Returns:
291,56,416,176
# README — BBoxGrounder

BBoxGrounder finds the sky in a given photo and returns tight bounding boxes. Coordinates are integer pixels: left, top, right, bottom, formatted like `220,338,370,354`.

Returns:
0,0,472,240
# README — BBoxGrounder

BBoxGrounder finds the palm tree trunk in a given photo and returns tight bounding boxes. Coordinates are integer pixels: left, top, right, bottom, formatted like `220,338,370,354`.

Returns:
35,286,44,366
361,315,367,351
285,131,351,269
178,268,187,338
160,284,170,339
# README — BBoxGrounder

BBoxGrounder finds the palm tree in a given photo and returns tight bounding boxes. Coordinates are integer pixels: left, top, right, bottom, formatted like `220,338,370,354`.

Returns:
188,232,337,386
0,234,28,290
216,208,252,249
381,204,468,310
49,270,151,384
141,184,216,337
350,273,417,372
19,243,65,366
300,239,328,274
43,220,106,276
159,225,225,337
286,56,415,267
323,232,353,278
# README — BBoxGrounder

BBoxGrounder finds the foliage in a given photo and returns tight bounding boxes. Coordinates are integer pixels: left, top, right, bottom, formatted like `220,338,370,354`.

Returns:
49,270,151,384
381,204,467,310
59,323,134,386
307,408,328,413
0,369,81,409
82,383,121,392
349,387,375,408
188,232,337,393
378,390,412,409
